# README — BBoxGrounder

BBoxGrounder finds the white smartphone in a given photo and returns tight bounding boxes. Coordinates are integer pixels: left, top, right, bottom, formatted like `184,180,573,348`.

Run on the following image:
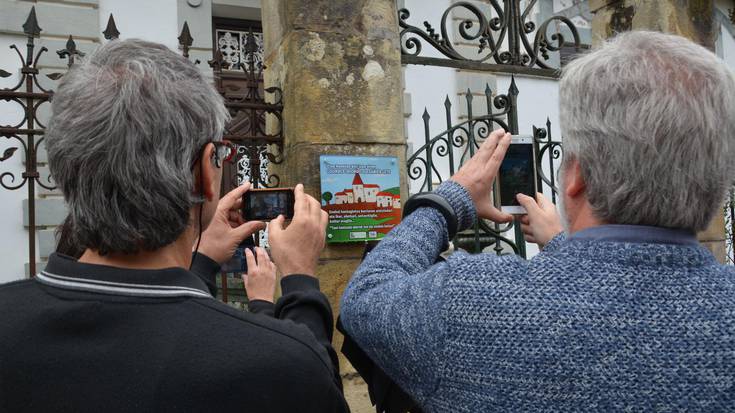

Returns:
498,135,538,214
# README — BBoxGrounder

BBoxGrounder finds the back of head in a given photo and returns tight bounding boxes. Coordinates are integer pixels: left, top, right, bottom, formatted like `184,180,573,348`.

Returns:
560,31,735,232
47,39,229,255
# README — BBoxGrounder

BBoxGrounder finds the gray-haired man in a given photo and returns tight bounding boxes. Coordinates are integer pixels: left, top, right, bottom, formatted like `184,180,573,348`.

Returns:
341,31,735,411
0,39,348,412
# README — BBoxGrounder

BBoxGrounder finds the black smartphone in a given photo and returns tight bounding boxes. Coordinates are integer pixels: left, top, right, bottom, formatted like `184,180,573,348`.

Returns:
498,135,537,214
242,188,295,221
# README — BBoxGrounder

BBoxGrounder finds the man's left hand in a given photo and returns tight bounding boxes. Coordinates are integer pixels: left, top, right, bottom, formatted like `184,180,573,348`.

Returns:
451,129,514,223
198,182,266,264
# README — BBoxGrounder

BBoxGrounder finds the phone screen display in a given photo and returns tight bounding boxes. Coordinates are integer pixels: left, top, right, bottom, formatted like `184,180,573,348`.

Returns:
243,190,295,221
499,143,535,206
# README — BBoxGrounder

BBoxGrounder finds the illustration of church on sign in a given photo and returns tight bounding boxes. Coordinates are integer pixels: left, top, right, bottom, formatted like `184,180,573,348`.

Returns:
334,173,401,209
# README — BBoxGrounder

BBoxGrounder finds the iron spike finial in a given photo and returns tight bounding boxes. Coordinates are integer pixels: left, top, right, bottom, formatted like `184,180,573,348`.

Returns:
244,28,259,54
207,49,230,71
509,75,519,96
57,35,85,67
422,108,430,122
485,83,492,96
444,95,451,109
465,88,473,102
103,14,120,40
23,6,42,38
178,21,194,57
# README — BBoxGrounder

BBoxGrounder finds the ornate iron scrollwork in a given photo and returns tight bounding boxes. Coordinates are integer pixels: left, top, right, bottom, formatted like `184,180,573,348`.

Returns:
209,29,284,189
398,0,581,70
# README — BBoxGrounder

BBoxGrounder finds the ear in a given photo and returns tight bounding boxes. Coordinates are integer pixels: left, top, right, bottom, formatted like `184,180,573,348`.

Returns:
199,143,219,201
564,158,586,198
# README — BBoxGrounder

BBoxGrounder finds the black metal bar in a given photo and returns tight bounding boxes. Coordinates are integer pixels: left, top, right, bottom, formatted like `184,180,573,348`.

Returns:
444,96,455,176
401,55,561,79
422,109,432,191
546,119,556,204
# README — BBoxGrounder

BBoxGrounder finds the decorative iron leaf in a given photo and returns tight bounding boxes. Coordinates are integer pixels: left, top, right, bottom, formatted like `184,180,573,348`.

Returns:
0,69,11,78
46,73,64,80
0,147,18,162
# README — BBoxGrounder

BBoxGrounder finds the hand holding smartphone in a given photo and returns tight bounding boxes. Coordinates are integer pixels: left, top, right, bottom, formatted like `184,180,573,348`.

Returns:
242,188,296,222
498,135,538,214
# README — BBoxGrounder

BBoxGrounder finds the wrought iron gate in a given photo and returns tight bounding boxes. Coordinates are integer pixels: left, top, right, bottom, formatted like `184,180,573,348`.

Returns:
0,8,283,282
408,78,562,257
400,1,577,257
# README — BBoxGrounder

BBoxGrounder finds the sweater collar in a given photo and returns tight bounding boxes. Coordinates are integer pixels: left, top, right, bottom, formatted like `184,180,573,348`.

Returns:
36,253,212,299
568,225,698,246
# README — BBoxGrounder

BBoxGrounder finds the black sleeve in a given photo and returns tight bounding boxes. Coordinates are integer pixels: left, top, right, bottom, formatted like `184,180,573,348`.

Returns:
274,275,342,391
247,299,275,317
189,252,220,297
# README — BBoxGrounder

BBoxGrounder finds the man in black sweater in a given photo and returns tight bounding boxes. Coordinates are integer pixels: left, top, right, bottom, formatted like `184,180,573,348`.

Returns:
0,39,349,413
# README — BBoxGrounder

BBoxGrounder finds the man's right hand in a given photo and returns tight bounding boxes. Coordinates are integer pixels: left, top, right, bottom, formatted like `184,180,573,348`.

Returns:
268,184,328,277
517,192,564,248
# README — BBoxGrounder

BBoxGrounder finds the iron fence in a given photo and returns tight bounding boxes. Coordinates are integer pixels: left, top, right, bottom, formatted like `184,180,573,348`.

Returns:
0,8,283,290
399,0,581,77
406,77,562,258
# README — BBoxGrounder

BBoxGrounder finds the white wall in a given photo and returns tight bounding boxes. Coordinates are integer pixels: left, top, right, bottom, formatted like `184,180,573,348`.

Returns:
719,24,735,69
98,0,179,51
0,34,35,282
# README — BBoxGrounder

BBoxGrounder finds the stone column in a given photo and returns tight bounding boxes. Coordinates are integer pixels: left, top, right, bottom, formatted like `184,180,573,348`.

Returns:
261,1,405,410
590,0,727,263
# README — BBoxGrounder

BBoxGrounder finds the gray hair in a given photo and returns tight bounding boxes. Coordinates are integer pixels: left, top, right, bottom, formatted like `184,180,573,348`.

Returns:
47,39,229,254
559,31,735,232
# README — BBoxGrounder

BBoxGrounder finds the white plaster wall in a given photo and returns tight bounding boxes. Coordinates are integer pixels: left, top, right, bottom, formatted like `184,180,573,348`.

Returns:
98,0,179,51
0,34,35,282
403,0,457,196
719,24,735,69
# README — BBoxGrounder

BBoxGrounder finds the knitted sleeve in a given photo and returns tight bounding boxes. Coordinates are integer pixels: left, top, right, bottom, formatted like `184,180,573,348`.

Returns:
339,180,477,407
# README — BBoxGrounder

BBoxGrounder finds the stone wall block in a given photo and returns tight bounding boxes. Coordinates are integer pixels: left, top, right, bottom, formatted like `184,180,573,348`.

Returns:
0,0,99,39
591,0,714,48
38,228,57,259
280,31,402,145
284,0,399,40
23,197,67,227
699,212,726,242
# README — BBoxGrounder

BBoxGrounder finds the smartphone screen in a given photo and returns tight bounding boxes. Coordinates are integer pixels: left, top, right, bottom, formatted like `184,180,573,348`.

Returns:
243,189,295,221
499,137,536,211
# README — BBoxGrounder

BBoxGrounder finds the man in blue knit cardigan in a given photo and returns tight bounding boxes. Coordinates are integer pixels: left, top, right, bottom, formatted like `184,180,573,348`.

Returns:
340,31,735,411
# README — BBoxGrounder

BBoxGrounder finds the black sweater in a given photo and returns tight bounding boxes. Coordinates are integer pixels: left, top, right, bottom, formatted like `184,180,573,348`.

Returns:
0,253,349,413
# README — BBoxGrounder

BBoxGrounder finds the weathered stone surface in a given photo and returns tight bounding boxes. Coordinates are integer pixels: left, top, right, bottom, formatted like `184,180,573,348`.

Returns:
268,31,402,145
313,258,360,371
699,212,726,242
263,2,405,408
591,0,714,48
342,374,373,413
700,239,727,262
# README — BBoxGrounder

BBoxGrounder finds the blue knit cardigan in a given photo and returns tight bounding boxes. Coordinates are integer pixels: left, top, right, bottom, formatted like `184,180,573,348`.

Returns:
340,181,735,412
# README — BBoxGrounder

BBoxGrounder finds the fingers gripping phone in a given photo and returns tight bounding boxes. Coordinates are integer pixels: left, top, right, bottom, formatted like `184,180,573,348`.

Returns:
498,135,538,214
242,188,295,222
